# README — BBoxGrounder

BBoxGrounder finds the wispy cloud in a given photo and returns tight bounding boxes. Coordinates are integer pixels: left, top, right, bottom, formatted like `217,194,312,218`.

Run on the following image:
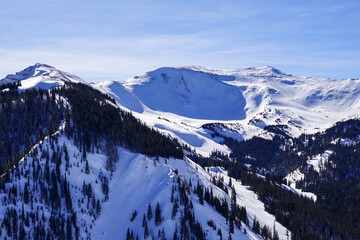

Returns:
0,0,359,80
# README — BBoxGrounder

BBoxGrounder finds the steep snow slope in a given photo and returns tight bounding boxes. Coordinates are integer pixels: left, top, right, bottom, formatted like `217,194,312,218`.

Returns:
0,125,290,239
0,63,88,90
92,147,292,239
92,152,254,239
120,67,246,121
93,66,360,155
0,126,109,239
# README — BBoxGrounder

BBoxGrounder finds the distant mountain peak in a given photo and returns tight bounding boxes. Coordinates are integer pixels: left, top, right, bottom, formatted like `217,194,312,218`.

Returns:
238,65,290,77
262,65,287,75
146,65,291,79
0,63,87,88
33,62,55,69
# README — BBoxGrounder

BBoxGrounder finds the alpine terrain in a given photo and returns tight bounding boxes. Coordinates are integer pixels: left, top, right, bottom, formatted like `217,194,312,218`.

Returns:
0,63,359,240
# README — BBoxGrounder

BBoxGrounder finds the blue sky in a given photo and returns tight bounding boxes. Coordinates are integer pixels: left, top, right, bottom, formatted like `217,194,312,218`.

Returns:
0,0,359,81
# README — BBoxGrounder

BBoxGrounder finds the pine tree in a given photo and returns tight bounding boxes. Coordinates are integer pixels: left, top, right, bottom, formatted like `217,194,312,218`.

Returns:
144,221,149,239
171,185,175,203
66,217,72,240
23,182,29,204
96,199,101,216
82,146,87,160
261,225,271,240
161,228,166,240
147,203,152,220
217,229,223,240
142,214,146,228
64,144,70,171
85,160,90,174
253,216,260,234
196,181,204,205
155,201,162,226
229,188,236,234
229,215,234,234
173,224,178,240
126,228,131,240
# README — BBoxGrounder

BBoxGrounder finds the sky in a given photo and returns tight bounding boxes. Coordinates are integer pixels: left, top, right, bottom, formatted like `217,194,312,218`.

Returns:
0,0,359,82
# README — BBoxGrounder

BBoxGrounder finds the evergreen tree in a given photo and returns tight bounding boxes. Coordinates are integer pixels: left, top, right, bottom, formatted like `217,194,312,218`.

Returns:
196,181,204,205
126,228,131,240
173,224,178,240
85,160,90,174
229,188,236,234
144,221,149,239
155,201,162,226
217,229,223,240
96,200,101,216
142,214,146,228
147,203,152,220
66,217,72,239
252,216,260,234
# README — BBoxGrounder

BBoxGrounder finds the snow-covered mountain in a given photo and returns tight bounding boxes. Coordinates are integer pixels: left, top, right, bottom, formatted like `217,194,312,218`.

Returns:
3,63,360,156
0,63,88,90
93,65,360,155
0,69,292,239
2,63,360,239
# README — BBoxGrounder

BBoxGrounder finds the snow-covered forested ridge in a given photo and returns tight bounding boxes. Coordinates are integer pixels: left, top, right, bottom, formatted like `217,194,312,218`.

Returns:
0,125,281,239
1,63,360,239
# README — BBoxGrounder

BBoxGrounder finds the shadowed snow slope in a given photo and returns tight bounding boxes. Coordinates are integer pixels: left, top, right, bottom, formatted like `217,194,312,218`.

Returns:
119,67,247,120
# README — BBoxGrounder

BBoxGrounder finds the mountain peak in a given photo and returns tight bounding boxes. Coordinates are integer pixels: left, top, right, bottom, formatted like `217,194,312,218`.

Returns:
148,65,290,78
33,62,55,69
0,63,87,89
263,65,286,74
239,65,290,77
